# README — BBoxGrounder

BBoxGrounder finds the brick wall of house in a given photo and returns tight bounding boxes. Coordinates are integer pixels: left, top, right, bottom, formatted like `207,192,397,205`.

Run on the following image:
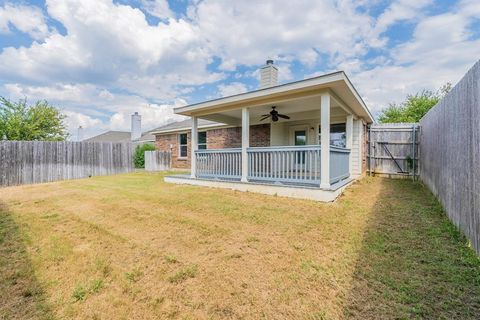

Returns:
155,132,191,169
250,124,270,147
155,124,270,169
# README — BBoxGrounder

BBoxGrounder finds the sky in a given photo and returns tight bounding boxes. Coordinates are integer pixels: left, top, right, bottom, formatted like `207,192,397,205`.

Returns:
0,0,479,140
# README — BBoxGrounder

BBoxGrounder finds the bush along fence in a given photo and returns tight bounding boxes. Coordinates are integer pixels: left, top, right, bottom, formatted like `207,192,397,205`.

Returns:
419,60,480,255
144,151,171,171
0,141,134,187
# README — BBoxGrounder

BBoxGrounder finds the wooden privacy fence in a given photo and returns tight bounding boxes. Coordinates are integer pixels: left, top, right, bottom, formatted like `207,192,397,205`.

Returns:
144,151,171,171
0,141,133,187
419,60,480,255
368,123,419,179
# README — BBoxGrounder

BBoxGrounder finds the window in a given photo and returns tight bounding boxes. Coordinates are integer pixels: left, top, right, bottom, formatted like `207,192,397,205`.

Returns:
179,133,188,158
178,132,207,157
318,123,346,148
198,132,207,150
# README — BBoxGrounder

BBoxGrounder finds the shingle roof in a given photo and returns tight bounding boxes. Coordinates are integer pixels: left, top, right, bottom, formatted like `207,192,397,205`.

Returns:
150,118,224,134
84,131,131,142
133,130,156,143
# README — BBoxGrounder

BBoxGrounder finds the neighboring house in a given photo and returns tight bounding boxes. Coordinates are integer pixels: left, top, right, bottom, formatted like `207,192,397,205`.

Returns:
83,112,155,145
83,130,132,143
153,60,374,201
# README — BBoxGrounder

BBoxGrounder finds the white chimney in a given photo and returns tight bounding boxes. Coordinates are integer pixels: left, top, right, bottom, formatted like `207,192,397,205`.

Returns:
260,59,278,89
77,126,84,141
131,112,141,141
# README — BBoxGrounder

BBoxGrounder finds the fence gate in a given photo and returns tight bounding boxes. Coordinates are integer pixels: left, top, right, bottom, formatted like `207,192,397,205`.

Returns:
367,123,419,179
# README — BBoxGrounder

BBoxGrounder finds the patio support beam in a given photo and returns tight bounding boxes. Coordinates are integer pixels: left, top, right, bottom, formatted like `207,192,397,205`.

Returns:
320,94,331,189
241,107,249,182
191,116,198,178
346,114,353,175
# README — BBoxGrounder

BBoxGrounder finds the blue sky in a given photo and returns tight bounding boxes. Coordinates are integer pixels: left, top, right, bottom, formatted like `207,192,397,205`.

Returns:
0,0,479,139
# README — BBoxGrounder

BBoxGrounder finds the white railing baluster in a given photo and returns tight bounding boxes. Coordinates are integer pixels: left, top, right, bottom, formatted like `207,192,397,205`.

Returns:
195,145,349,186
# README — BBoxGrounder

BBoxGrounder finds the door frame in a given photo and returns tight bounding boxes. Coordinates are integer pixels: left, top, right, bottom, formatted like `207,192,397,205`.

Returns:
288,125,309,171
288,125,309,145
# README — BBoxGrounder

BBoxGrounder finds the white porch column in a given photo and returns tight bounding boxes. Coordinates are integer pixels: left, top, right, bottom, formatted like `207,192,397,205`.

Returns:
320,94,331,189
241,107,249,182
346,114,353,175
190,116,198,178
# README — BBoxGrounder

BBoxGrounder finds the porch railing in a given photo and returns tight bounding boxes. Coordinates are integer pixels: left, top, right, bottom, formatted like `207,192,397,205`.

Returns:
194,145,350,186
247,145,322,185
195,148,241,179
330,146,350,184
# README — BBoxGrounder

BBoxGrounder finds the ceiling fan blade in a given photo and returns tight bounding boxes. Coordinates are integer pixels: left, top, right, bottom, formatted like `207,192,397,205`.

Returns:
277,114,290,119
260,115,271,121
261,114,270,117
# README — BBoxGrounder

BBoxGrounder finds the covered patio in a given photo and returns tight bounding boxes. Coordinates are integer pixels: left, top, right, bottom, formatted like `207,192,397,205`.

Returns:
165,71,373,201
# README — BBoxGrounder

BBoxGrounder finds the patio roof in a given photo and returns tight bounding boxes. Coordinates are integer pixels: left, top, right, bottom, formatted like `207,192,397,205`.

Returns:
174,71,374,124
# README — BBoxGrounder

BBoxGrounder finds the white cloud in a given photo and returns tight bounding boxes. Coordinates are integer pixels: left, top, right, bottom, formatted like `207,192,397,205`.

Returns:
189,0,379,69
0,0,220,99
3,82,185,139
351,0,480,114
217,82,247,97
141,0,174,20
0,3,51,40
374,0,432,35
0,0,479,131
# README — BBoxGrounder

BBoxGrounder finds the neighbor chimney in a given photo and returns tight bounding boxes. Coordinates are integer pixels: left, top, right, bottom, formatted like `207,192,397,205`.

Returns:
259,59,278,89
131,112,141,141
77,126,84,141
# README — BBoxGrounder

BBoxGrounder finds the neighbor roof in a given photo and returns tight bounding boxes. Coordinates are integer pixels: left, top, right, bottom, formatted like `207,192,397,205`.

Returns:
150,118,226,135
84,131,131,142
174,71,374,123
133,130,156,143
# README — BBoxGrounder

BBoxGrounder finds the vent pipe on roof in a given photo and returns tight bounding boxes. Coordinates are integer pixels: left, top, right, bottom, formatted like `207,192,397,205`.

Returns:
260,59,278,89
131,112,142,141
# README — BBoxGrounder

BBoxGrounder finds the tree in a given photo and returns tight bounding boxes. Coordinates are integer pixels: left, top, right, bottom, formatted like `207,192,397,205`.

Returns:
134,143,156,168
378,83,451,123
0,97,68,141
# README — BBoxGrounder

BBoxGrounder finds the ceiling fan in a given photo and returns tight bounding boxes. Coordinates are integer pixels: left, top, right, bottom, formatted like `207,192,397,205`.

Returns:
260,106,290,122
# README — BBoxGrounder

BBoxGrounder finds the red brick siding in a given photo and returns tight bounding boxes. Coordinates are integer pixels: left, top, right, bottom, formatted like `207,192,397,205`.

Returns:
207,127,242,149
155,124,270,169
250,124,270,147
155,132,190,169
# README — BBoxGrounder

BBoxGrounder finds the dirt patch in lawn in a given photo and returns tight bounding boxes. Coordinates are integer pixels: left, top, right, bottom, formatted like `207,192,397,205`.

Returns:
0,172,479,319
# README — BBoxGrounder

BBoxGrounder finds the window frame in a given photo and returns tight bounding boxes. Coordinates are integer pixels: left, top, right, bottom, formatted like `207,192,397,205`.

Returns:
198,131,207,150
318,122,347,148
178,133,188,158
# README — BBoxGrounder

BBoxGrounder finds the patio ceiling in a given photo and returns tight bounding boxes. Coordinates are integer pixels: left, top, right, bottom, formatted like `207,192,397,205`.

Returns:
197,95,349,126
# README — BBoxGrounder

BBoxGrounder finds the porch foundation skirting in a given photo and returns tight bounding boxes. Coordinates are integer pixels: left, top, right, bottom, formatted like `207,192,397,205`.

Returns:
164,174,354,202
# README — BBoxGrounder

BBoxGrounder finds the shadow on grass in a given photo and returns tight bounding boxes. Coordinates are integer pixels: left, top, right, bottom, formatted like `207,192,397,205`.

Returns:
0,202,54,320
343,178,480,319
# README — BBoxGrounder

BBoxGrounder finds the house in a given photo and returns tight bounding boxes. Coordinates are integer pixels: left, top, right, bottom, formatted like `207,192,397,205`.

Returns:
153,60,374,201
83,112,156,145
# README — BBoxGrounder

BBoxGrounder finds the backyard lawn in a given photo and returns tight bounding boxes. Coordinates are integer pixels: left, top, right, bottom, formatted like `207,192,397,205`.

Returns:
1,172,479,319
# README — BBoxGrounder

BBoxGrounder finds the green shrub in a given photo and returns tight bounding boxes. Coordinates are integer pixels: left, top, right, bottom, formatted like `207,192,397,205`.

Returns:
133,143,156,168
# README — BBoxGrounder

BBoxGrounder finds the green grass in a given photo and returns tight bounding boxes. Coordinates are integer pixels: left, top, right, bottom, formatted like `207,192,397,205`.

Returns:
72,279,104,302
0,171,478,319
168,264,198,283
